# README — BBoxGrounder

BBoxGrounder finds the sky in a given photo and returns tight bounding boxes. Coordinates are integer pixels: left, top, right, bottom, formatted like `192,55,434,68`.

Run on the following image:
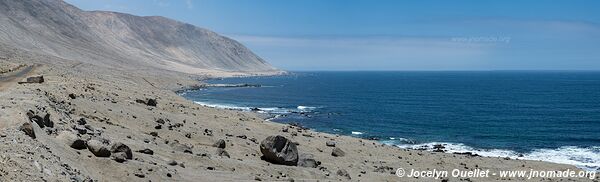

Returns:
65,0,600,71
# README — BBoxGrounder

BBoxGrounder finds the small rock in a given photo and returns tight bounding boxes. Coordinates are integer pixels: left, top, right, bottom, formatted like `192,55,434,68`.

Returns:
331,147,345,157
325,141,336,147
77,118,87,125
56,131,86,150
213,139,226,149
147,99,157,107
68,93,77,99
169,141,192,154
134,173,145,178
18,75,44,84
136,149,154,155
20,122,35,139
337,169,351,179
215,148,230,158
73,125,87,135
167,160,178,166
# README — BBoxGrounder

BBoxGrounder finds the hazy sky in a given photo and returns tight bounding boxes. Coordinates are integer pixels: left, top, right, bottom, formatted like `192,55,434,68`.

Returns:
65,0,600,70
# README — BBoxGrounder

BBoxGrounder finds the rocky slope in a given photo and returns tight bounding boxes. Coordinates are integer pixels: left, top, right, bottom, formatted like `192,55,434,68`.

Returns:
0,0,278,74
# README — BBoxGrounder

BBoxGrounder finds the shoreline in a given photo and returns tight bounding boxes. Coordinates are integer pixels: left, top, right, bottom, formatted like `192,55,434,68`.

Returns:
178,75,599,172
1,60,597,181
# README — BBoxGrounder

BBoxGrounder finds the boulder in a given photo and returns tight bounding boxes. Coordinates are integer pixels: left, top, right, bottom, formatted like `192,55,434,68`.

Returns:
215,148,230,158
110,142,132,160
56,131,86,150
259,135,298,166
331,147,345,157
20,122,35,139
213,139,226,149
325,141,336,147
87,140,111,157
297,154,319,168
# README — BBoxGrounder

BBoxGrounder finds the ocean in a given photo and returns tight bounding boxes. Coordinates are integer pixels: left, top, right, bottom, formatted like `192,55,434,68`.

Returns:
180,71,600,171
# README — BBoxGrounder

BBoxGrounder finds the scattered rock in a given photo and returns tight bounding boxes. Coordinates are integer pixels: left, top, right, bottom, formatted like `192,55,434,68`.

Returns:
213,139,226,149
20,122,35,139
136,149,154,155
18,75,44,84
325,141,336,147
216,148,230,158
87,140,111,157
134,173,145,178
331,147,345,157
146,99,157,107
73,125,87,135
57,131,86,150
77,118,87,125
259,135,298,166
337,169,351,179
169,140,192,154
68,93,77,99
167,160,178,166
136,98,157,107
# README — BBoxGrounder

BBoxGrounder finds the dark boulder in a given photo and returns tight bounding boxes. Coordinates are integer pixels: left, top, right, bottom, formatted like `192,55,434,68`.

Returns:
110,142,132,160
259,135,298,166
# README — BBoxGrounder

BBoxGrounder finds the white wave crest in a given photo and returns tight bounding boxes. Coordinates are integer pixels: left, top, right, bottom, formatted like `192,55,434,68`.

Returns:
393,142,600,171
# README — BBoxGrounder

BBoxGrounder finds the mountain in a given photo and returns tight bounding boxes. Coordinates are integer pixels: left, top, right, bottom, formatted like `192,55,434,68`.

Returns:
0,0,278,74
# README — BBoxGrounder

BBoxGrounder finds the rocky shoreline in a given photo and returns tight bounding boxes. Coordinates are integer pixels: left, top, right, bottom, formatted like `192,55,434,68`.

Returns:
0,59,597,181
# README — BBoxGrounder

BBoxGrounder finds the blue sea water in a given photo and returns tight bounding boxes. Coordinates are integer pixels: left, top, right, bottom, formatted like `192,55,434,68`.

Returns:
180,71,600,170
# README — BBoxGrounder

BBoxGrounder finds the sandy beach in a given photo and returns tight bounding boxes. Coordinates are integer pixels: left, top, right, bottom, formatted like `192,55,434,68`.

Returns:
0,50,596,182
